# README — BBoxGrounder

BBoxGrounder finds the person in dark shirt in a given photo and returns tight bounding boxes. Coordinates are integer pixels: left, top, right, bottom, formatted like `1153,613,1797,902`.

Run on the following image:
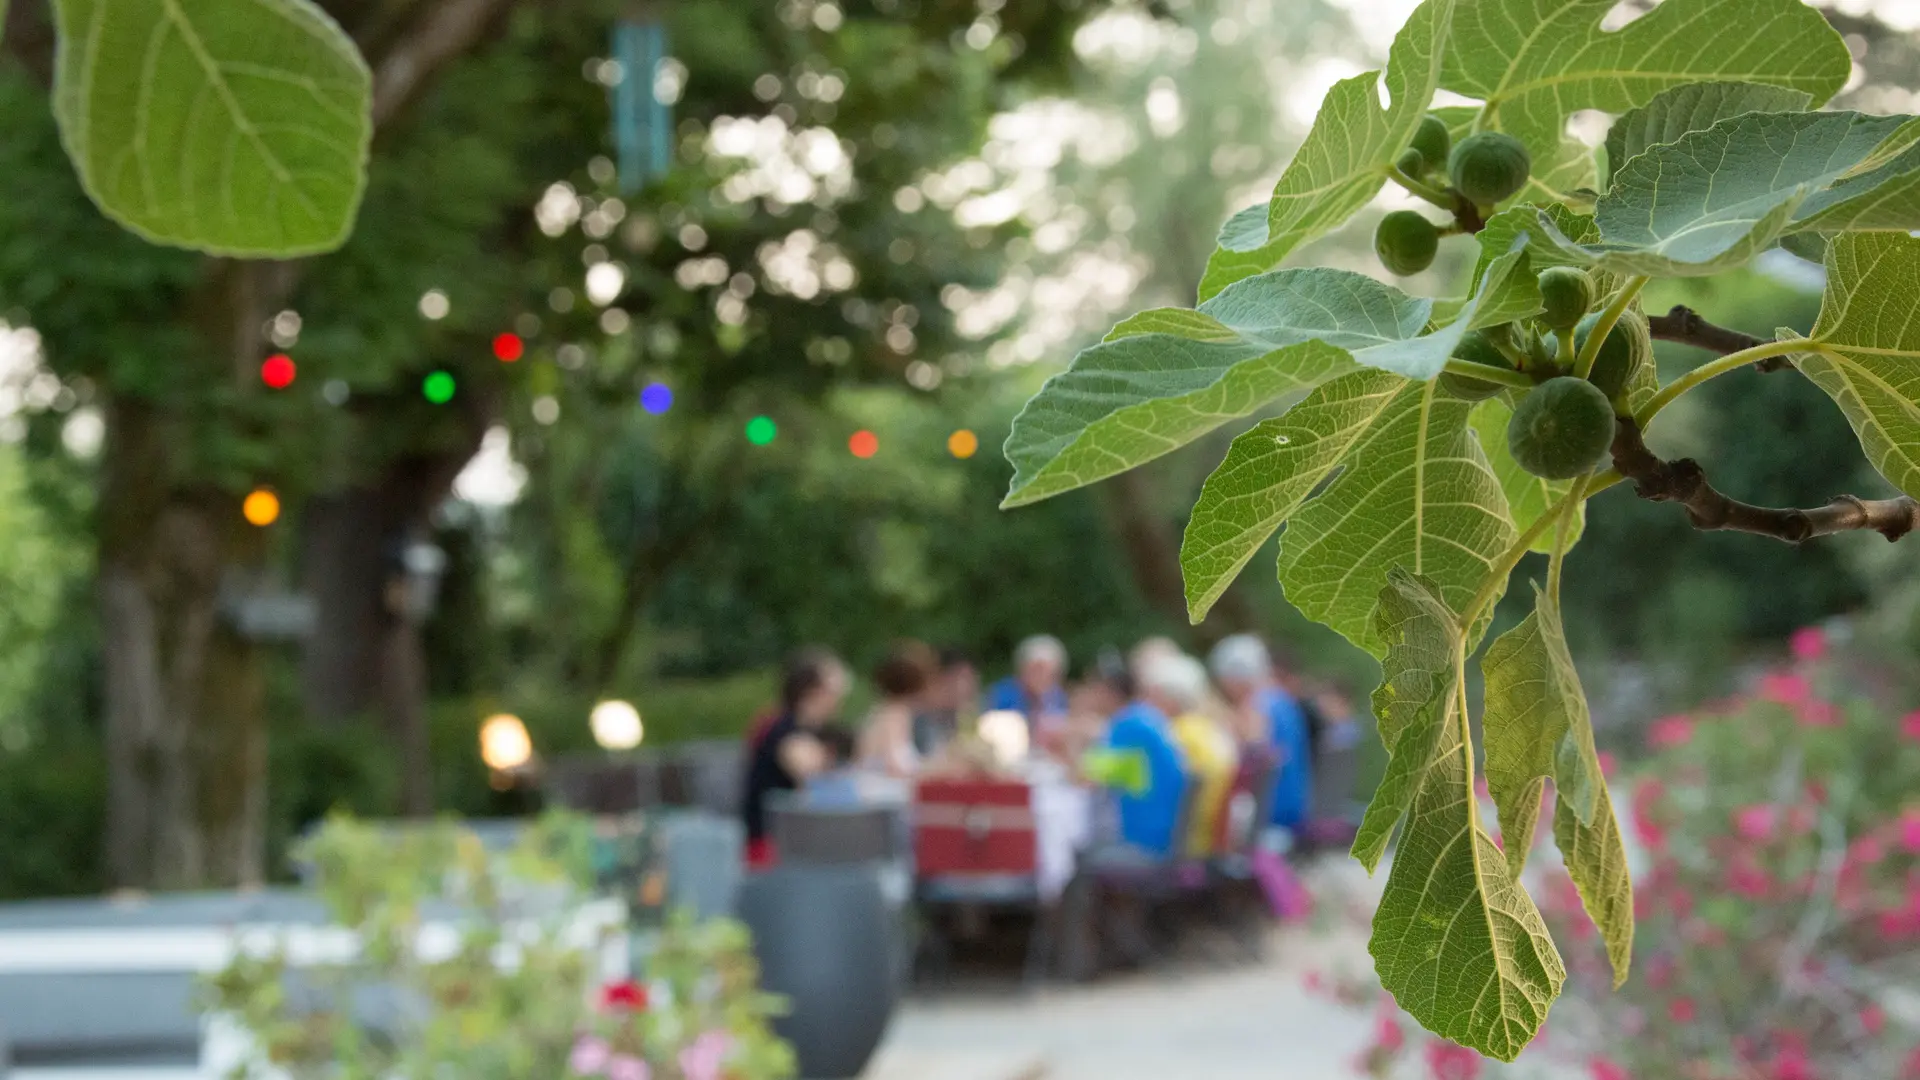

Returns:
912,645,978,756
742,647,851,859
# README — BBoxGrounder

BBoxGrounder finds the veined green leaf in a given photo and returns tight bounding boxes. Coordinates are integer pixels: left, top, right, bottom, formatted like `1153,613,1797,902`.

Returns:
1276,377,1515,655
1483,584,1633,987
1600,81,1814,189
1182,371,1407,623
1365,570,1564,1061
1554,778,1635,988
1177,241,1533,623
1005,248,1530,509
1469,396,1584,555
1800,232,1920,501
1197,0,1454,299
1481,584,1599,875
1352,570,1464,872
1473,203,1596,291
1443,0,1849,196
51,0,372,256
1532,111,1920,277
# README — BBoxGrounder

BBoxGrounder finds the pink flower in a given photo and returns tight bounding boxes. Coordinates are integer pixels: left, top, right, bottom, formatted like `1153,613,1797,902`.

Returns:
1759,672,1812,707
1597,750,1617,777
1727,860,1771,900
679,1031,731,1080
1901,711,1920,742
1790,625,1827,661
1900,811,1920,855
1862,1004,1887,1036
1647,715,1694,749
1795,700,1842,728
606,1055,649,1080
1668,997,1696,1023
1770,1045,1815,1080
1734,804,1778,841
569,1036,612,1076
1589,1057,1631,1080
1423,1039,1484,1080
1373,1009,1405,1055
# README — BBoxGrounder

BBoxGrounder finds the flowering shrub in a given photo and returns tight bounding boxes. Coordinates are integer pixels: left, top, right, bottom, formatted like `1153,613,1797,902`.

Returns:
1320,626,1920,1078
206,812,794,1080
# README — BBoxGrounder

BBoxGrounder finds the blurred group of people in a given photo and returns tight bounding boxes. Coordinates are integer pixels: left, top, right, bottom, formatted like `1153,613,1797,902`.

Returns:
739,633,1355,866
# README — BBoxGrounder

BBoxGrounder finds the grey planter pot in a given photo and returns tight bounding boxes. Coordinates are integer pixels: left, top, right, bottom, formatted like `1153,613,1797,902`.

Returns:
737,864,898,1079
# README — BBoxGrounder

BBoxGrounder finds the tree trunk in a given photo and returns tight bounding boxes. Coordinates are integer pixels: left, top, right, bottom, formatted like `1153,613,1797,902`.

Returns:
100,402,268,889
300,449,478,815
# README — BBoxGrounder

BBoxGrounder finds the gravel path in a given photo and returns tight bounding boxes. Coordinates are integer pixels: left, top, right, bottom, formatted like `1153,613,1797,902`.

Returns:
864,865,1385,1080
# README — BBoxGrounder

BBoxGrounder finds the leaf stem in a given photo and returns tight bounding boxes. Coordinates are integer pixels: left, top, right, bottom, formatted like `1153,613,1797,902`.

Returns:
1555,328,1575,368
1634,338,1821,429
1463,472,1621,632
1442,358,1534,389
1548,473,1590,603
1387,164,1457,210
1574,276,1648,380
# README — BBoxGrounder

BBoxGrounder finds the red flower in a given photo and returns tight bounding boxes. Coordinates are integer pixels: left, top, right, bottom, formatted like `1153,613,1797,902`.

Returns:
599,979,649,1011
1647,715,1694,749
1789,625,1827,662
1902,710,1920,743
1668,997,1697,1024
1597,750,1617,777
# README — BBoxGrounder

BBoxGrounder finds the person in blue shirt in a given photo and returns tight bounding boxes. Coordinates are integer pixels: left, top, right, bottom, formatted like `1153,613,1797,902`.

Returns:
1208,634,1313,832
1098,655,1191,857
984,634,1070,721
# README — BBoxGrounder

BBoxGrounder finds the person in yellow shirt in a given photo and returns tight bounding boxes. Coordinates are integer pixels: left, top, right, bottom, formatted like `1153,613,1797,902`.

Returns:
1138,651,1238,856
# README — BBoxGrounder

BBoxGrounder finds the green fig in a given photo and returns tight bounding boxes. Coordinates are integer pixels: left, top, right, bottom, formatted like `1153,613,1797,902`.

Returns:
1410,114,1451,170
1537,267,1596,333
1395,148,1428,177
1575,309,1652,402
1438,329,1517,402
1507,377,1615,480
1374,210,1439,276
1449,131,1532,206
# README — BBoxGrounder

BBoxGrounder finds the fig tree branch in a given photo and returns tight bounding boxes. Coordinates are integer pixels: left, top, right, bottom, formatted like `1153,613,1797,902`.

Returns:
1610,418,1920,543
1646,304,1793,373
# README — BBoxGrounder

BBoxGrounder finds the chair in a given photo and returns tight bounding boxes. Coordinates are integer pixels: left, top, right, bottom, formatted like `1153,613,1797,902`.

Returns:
1206,749,1281,956
910,778,1051,984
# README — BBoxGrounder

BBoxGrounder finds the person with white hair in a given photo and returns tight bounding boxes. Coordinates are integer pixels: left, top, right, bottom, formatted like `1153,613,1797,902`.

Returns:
1207,633,1314,833
1091,651,1191,857
984,633,1070,722
1139,651,1238,855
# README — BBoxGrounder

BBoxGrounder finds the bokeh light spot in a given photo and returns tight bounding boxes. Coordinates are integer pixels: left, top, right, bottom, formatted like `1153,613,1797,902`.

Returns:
640,383,673,415
423,371,456,404
492,333,524,362
242,488,281,527
849,429,879,458
948,429,979,459
745,415,777,445
260,354,296,389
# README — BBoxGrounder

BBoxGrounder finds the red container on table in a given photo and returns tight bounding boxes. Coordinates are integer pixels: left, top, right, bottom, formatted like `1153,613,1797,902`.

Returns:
912,778,1037,877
